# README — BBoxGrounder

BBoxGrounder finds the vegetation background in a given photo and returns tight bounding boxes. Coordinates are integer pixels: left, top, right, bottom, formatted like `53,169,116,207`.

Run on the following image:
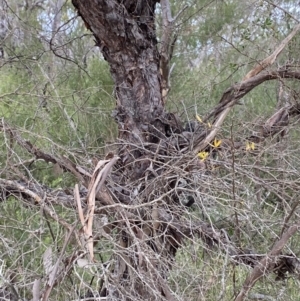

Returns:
1,0,300,300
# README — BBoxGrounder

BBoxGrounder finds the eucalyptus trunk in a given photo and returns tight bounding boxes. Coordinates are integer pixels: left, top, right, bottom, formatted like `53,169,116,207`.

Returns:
72,1,179,300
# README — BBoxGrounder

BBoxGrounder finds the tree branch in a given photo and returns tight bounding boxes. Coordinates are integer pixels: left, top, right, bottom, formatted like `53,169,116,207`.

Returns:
160,1,188,103
0,119,86,183
234,221,300,301
193,68,300,153
243,23,300,81
192,21,300,153
42,222,78,301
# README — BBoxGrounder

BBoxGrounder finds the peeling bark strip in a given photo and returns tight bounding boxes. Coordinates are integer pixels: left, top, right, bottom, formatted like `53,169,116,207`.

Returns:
72,0,164,140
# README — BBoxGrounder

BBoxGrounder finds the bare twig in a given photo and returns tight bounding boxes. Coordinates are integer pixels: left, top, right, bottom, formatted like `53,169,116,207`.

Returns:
264,0,300,24
192,22,300,153
193,69,300,153
74,184,86,231
234,221,300,301
32,279,41,301
42,222,78,301
80,156,119,262
243,23,300,81
0,178,42,203
0,119,86,183
160,0,188,103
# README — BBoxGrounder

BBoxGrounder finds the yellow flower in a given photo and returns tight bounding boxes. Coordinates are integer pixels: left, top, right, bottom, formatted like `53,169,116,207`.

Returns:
196,114,203,123
246,141,255,151
198,151,209,161
213,138,222,148
196,114,213,128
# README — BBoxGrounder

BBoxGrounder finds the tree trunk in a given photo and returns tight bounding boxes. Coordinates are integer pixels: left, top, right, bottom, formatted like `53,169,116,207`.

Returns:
72,1,180,300
73,0,165,141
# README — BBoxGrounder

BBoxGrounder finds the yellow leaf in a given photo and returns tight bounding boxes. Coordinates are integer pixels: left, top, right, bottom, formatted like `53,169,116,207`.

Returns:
213,138,222,148
196,114,203,123
197,151,209,161
246,141,255,151
207,122,212,128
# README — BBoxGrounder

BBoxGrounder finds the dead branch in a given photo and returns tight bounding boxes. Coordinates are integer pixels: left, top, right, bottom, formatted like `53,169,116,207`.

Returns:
234,221,300,301
193,68,300,153
0,119,85,183
165,215,300,282
32,279,41,301
2,175,300,296
83,157,119,262
192,21,300,153
0,178,82,238
243,23,300,80
0,119,117,207
42,222,78,301
264,0,299,24
160,0,188,103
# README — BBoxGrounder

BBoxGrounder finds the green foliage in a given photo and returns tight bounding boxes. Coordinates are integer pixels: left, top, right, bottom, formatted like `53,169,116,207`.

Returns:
1,0,300,300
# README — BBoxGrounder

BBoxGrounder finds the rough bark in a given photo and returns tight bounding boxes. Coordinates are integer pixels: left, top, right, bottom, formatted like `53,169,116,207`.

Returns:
71,1,180,300
72,0,164,142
